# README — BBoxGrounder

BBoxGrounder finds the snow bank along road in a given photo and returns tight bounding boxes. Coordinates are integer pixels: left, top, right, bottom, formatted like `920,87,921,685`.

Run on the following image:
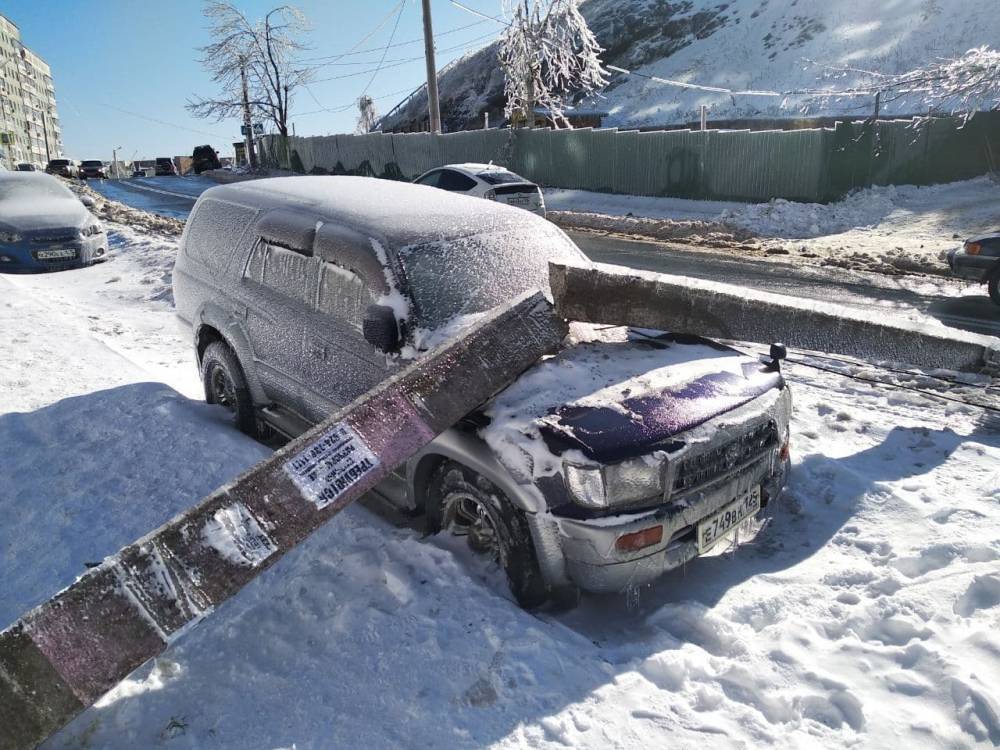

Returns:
1,198,998,748
89,175,1000,339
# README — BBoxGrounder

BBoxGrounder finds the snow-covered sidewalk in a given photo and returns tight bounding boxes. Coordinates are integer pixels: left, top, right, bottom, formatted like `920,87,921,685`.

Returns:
546,177,1000,277
1,206,999,748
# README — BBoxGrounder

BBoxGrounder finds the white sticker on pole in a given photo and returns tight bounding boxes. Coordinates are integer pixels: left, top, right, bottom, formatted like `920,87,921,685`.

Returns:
283,421,380,509
202,502,277,568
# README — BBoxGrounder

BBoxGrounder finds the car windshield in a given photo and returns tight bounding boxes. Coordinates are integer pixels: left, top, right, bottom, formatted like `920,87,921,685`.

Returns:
398,223,586,330
0,176,74,202
49,160,70,167
477,170,527,185
81,161,102,167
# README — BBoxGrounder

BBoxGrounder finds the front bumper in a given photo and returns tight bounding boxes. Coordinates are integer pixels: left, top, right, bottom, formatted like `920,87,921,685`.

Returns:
551,454,789,594
947,248,997,282
0,235,109,272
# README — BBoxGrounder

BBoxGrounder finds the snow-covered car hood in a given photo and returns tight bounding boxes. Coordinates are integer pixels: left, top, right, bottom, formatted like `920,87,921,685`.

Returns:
0,199,91,232
481,324,782,477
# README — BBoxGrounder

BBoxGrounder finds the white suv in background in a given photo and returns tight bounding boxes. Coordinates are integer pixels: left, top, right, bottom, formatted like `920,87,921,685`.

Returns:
413,163,546,216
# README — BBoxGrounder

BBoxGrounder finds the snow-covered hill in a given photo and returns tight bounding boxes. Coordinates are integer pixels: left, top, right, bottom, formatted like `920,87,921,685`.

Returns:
380,0,999,132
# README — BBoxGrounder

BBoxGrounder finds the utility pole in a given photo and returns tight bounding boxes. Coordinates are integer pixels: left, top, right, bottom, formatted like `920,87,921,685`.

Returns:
240,56,257,169
421,0,442,134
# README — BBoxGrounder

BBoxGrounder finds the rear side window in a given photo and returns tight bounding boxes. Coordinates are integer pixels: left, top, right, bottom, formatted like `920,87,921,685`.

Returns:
185,198,257,271
260,244,315,304
317,263,371,330
438,170,477,191
415,170,441,187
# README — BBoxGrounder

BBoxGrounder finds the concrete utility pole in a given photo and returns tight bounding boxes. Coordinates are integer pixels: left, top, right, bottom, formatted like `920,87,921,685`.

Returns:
421,0,442,134
240,56,258,170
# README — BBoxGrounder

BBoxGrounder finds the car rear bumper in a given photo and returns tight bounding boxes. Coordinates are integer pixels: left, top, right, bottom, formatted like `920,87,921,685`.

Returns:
948,248,997,282
548,454,789,594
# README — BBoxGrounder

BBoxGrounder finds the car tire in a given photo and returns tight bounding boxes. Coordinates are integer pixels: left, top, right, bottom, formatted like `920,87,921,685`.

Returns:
988,271,1000,306
427,461,553,610
201,341,263,439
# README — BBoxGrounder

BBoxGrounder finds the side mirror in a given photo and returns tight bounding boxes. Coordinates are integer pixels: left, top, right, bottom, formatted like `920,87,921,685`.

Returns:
79,195,96,208
768,342,787,371
363,304,400,353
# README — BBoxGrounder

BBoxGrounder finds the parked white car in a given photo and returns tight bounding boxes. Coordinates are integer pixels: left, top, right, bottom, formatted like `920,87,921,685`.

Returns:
413,163,546,216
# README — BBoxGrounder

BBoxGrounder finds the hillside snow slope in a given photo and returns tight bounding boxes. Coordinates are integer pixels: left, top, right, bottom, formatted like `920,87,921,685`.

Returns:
381,0,998,132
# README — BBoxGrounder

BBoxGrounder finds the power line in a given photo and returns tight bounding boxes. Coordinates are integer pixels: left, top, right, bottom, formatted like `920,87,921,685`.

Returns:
361,0,409,96
295,19,490,64
449,1,506,25
95,101,235,140
308,30,499,84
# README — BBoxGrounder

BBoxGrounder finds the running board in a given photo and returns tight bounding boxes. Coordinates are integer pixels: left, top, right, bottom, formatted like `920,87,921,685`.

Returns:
259,405,311,439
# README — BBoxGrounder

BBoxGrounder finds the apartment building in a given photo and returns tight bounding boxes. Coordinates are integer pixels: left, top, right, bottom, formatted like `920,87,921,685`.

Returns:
0,13,63,169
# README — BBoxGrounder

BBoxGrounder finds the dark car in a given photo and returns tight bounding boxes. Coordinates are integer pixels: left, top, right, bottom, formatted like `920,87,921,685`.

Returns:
15,163,36,172
172,176,791,608
80,160,108,179
948,233,1000,305
191,145,221,174
44,158,79,178
0,172,108,271
154,157,177,176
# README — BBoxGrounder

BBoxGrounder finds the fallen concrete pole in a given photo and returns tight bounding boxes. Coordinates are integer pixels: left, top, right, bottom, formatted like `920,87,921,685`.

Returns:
0,291,567,750
550,262,1000,373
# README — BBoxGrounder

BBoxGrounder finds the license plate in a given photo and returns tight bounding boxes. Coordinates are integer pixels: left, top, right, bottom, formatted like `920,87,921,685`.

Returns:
697,485,761,553
37,247,77,259
506,196,529,206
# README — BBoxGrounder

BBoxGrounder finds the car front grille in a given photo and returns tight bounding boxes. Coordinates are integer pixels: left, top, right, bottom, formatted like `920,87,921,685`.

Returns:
31,232,78,244
672,421,777,495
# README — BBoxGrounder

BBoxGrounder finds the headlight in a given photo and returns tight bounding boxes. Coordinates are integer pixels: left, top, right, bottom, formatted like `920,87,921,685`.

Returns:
564,463,606,509
604,455,665,504
564,454,666,510
0,231,21,243
80,223,103,237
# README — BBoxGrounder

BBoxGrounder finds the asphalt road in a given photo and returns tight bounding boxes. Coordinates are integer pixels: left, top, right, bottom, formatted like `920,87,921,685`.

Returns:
86,177,1000,338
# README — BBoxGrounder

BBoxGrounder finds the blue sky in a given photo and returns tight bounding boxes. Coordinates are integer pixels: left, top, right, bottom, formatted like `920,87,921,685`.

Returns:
4,0,502,162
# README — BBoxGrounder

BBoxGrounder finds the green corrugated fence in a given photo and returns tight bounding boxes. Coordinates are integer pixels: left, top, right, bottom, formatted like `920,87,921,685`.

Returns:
258,111,1000,203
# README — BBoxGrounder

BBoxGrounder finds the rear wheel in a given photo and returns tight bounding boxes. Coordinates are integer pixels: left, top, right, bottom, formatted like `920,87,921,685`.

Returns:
988,271,1000,306
427,462,552,609
201,341,265,439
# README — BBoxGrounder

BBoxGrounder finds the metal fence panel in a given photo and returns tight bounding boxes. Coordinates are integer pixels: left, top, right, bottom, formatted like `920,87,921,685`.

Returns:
262,114,998,203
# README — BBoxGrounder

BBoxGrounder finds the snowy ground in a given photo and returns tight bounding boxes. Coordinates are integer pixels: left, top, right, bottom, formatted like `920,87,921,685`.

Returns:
547,176,1000,276
1,204,999,748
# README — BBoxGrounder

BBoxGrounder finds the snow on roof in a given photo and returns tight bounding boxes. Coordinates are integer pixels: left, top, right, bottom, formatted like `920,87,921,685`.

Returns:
447,162,511,174
206,176,541,249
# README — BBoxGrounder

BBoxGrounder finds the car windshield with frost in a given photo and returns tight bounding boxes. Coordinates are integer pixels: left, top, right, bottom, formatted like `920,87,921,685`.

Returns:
398,222,586,329
0,176,74,202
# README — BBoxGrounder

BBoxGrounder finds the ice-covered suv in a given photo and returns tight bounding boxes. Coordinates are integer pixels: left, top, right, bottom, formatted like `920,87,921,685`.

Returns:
172,177,791,608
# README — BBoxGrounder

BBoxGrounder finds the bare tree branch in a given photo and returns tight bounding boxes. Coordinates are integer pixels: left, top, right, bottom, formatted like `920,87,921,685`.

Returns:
187,2,316,136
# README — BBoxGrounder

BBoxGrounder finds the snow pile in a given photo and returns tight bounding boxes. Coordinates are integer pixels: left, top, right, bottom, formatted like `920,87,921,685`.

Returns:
69,180,186,235
547,176,1000,276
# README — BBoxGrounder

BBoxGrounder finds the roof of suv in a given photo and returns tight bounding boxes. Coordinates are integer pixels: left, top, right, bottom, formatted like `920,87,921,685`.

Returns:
202,176,545,249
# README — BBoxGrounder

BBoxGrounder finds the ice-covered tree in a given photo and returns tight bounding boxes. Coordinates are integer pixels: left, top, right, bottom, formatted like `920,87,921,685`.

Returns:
498,0,608,128
355,94,379,134
814,46,1000,124
188,2,314,137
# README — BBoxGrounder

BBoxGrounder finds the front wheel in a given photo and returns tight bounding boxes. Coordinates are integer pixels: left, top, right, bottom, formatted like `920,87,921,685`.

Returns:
427,462,554,609
988,272,1000,306
201,341,264,439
